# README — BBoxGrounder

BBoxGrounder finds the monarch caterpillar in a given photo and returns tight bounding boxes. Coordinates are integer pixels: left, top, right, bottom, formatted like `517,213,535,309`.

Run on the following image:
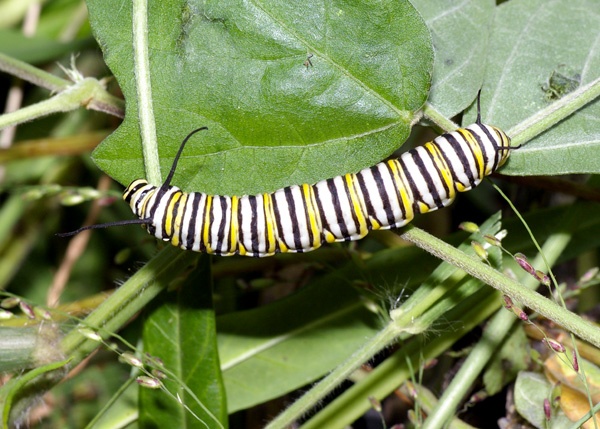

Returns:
59,94,513,257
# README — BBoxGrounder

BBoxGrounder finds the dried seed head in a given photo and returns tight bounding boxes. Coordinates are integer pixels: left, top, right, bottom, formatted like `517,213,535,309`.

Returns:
78,327,102,342
19,302,36,319
580,267,599,284
1,297,20,309
136,376,162,389
514,253,534,275
483,234,502,247
543,338,565,353
120,352,144,368
471,241,488,262
543,398,551,420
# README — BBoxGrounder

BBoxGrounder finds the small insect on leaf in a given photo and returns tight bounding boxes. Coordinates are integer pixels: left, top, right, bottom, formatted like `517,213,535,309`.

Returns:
304,53,314,69
541,64,580,101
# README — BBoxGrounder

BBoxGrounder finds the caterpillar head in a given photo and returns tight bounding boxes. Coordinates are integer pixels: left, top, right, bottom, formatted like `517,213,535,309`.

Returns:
122,178,157,221
492,126,513,169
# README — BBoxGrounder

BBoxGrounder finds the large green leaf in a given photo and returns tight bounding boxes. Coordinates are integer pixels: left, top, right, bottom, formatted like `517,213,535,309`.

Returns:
477,0,600,175
218,272,380,413
514,372,572,428
87,0,433,195
413,0,495,118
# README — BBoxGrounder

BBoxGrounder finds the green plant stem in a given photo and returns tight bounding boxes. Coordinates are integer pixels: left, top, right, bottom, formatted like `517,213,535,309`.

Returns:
301,288,503,429
268,213,591,428
399,226,600,348
61,246,199,360
421,318,513,428
0,51,69,91
391,226,493,316
132,0,160,184
4,246,197,421
508,74,600,147
402,383,477,429
0,78,115,130
84,378,136,429
265,321,400,429
269,219,500,429
0,52,124,119
420,231,570,429
421,102,458,132
298,217,501,428
389,213,502,331
2,357,72,427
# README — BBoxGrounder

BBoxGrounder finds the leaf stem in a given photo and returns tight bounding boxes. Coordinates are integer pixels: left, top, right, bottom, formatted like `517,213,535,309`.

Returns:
0,78,119,130
421,102,458,132
268,219,502,428
61,246,199,360
399,226,600,348
2,357,72,427
420,229,570,429
132,0,160,184
508,74,600,147
265,322,400,429
0,51,69,91
0,52,124,119
302,289,502,429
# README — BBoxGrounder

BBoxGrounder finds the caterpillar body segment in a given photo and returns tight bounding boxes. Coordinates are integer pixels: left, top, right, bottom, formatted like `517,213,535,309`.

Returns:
122,122,512,257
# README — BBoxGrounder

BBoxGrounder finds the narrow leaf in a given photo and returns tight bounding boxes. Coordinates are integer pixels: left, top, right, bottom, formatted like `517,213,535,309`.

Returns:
140,256,226,428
